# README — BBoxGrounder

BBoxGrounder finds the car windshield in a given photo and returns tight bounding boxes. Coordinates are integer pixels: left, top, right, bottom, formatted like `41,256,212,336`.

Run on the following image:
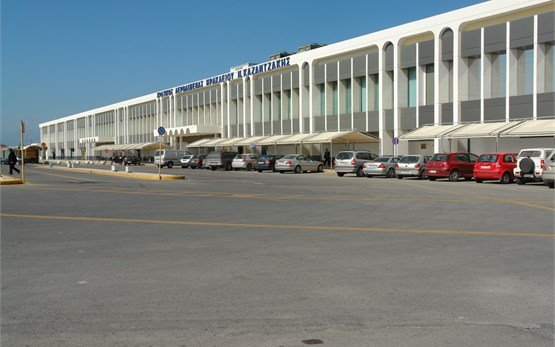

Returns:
478,154,498,162
154,150,161,156
183,155,193,159
336,152,353,160
373,157,390,163
399,156,419,164
518,150,541,158
282,154,297,159
431,154,450,161
234,154,244,159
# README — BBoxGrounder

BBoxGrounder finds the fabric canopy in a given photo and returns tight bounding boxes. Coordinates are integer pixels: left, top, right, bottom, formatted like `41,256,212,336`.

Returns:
201,138,227,147
215,137,241,147
399,124,462,140
94,142,172,151
276,133,318,144
234,136,268,146
444,121,521,139
256,135,294,145
186,138,215,147
303,130,380,144
500,118,555,137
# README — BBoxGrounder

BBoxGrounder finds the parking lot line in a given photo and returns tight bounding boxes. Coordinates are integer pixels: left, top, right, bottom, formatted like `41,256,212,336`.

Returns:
1,212,552,239
24,168,98,182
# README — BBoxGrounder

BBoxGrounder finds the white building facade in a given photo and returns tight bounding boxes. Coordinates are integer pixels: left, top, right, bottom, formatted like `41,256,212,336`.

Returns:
40,0,554,160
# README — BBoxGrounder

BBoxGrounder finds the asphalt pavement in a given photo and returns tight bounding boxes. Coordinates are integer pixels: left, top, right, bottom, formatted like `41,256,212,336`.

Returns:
1,164,553,346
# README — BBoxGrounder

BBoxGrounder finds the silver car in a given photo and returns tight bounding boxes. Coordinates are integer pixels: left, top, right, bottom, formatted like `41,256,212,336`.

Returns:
275,154,324,174
395,154,431,179
334,151,378,177
363,156,400,178
231,154,259,171
542,151,555,188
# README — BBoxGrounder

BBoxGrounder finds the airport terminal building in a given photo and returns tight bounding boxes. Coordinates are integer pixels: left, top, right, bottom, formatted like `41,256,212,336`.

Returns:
39,0,554,161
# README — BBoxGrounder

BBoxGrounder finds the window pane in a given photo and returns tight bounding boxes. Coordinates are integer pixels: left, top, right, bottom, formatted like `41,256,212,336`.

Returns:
346,79,352,114
426,64,434,105
332,82,338,115
407,67,416,107
360,76,367,112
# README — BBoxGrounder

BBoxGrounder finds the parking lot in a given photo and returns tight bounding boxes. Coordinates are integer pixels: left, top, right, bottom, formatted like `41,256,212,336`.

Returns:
1,164,553,346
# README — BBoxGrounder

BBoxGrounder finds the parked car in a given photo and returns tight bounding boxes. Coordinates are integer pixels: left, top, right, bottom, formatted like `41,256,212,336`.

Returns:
275,154,324,173
123,155,141,166
206,151,237,171
395,154,430,179
363,156,399,178
254,155,281,172
473,152,517,184
111,155,124,164
426,152,478,181
189,154,206,169
180,154,195,168
334,151,378,177
154,150,191,168
513,148,555,185
232,154,259,171
542,151,555,189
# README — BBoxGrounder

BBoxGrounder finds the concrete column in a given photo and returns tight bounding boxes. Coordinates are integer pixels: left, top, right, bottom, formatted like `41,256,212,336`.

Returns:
453,26,461,124
533,14,538,119
434,31,441,126
308,62,314,133
250,77,255,135
480,27,485,122
506,22,511,121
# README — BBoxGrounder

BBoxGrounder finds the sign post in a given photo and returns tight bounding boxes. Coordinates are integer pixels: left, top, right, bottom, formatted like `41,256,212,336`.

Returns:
392,137,399,157
157,127,166,180
20,121,25,183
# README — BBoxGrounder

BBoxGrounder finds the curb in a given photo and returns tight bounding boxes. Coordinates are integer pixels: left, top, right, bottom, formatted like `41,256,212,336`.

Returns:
41,166,185,181
0,178,24,185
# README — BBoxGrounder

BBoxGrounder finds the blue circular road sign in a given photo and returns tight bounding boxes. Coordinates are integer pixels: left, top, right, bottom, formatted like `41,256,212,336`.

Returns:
157,127,166,136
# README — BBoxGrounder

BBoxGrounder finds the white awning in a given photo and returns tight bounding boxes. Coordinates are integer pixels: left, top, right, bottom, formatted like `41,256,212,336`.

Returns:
215,137,242,147
499,119,555,137
256,134,294,145
399,124,463,140
201,138,228,147
444,121,521,139
276,133,318,144
234,136,268,146
303,130,380,144
94,142,171,151
186,138,215,147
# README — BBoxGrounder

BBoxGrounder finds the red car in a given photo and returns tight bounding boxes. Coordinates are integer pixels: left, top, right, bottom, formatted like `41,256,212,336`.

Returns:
426,152,478,181
473,152,517,184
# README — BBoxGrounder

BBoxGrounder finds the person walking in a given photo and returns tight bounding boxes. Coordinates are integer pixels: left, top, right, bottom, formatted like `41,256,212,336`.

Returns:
323,148,331,168
8,148,20,175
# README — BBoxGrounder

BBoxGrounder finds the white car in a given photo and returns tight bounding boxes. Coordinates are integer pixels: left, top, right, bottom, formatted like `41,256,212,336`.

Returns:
231,154,259,171
541,151,555,189
180,154,194,168
513,148,555,185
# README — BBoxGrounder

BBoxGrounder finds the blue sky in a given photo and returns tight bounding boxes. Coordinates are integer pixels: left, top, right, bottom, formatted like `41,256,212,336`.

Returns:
0,0,484,145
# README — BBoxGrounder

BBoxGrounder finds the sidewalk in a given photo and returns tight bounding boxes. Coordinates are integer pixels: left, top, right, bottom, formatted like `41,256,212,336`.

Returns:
40,165,185,181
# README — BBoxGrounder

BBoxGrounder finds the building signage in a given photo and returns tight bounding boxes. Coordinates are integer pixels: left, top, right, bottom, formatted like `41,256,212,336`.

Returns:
156,57,291,98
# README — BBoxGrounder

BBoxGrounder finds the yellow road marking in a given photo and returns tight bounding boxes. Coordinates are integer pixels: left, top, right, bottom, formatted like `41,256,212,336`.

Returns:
1,213,552,239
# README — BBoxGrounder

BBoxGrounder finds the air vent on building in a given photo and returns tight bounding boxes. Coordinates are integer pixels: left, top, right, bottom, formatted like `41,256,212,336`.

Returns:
297,43,325,52
269,52,293,61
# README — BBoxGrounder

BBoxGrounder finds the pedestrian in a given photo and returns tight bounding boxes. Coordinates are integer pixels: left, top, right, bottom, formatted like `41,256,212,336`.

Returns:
324,148,331,167
8,148,20,175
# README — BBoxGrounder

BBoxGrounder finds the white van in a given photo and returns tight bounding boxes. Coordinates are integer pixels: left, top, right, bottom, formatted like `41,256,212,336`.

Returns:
154,150,191,168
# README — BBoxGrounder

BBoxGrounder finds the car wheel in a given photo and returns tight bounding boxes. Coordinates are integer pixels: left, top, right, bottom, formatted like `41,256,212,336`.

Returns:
548,181,554,189
167,162,174,169
233,168,239,171
448,170,460,182
386,168,395,178
356,167,364,177
317,164,323,173
428,177,436,181
191,166,196,169
279,171,285,174
294,165,301,174
211,167,216,171
366,175,373,178
475,178,483,183
337,172,345,177
500,172,511,184
258,169,263,173
246,163,253,171
181,166,186,169
225,162,232,171
464,177,472,181
397,175,403,179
